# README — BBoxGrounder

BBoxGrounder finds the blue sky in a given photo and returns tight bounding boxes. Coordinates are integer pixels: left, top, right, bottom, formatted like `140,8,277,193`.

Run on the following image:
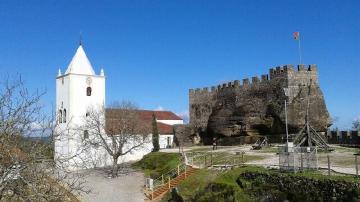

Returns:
0,0,359,129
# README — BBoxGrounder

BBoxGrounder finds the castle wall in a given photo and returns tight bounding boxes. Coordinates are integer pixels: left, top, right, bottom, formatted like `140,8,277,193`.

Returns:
189,64,331,138
327,131,360,146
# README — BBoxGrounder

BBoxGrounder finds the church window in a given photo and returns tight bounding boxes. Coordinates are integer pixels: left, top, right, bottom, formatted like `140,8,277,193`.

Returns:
63,109,67,123
84,130,89,139
62,78,64,85
59,110,62,124
86,87,92,96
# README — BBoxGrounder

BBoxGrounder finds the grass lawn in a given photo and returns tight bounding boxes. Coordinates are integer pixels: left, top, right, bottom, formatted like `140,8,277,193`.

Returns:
254,146,279,153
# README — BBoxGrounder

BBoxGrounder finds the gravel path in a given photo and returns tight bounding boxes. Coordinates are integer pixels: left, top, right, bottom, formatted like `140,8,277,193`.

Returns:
78,168,145,202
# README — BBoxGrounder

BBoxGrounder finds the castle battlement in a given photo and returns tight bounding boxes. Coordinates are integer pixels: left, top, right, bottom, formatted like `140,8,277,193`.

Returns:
189,64,319,99
188,63,330,137
269,64,317,79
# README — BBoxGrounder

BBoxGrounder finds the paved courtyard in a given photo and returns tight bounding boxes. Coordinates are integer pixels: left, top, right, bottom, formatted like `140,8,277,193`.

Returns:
79,167,145,202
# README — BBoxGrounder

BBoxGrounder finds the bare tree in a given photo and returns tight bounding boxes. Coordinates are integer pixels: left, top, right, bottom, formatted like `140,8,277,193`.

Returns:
174,125,193,154
353,118,360,131
83,101,151,178
0,76,88,201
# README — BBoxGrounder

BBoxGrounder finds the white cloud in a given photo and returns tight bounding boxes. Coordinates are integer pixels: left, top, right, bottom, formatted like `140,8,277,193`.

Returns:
154,106,165,111
177,110,189,124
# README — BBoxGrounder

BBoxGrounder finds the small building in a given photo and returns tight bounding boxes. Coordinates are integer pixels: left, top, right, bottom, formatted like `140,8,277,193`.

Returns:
117,110,183,149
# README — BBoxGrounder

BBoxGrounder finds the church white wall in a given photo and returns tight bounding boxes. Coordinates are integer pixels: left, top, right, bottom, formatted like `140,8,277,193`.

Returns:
68,74,105,126
156,120,183,125
57,134,153,171
159,134,174,149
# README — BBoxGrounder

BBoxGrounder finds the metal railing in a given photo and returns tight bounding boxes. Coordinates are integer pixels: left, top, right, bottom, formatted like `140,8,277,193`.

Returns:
185,151,245,169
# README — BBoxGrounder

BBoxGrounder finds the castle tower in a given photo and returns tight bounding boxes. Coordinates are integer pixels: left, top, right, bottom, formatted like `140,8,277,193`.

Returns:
54,44,105,169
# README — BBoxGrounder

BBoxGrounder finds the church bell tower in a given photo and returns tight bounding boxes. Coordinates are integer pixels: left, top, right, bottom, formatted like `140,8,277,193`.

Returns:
54,44,105,168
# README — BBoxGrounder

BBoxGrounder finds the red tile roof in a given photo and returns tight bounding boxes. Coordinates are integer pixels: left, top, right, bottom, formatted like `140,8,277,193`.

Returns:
138,110,182,120
105,109,181,134
157,122,174,134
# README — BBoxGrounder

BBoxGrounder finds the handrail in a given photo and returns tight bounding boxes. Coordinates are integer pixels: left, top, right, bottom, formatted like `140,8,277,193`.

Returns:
185,151,244,169
146,162,188,191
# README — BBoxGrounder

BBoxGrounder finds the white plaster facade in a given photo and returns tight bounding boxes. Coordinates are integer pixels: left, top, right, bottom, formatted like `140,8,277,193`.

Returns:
156,119,183,126
159,134,174,149
157,119,183,149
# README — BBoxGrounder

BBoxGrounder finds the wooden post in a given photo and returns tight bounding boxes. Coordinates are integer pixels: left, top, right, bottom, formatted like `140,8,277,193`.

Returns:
300,153,303,171
356,155,359,176
242,152,244,163
185,166,187,178
287,153,290,170
205,156,207,167
168,176,171,189
177,165,180,176
327,154,331,176
162,174,164,184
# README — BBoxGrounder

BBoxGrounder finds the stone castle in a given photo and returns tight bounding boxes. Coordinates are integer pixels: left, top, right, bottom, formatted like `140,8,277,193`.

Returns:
189,64,331,143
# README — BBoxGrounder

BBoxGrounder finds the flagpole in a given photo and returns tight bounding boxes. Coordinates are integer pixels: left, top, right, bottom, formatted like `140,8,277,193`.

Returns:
298,35,302,65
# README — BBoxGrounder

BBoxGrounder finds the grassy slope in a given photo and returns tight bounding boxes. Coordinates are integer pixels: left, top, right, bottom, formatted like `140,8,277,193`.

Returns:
162,165,360,201
133,152,180,178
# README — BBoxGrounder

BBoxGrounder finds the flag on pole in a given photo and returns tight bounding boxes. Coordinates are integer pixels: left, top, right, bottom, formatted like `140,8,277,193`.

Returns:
294,31,300,40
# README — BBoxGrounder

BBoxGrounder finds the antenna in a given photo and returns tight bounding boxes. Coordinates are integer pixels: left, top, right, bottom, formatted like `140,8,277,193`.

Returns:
79,31,83,46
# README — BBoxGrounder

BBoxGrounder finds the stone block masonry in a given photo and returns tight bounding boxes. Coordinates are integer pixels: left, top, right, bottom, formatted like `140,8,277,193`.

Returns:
189,64,331,143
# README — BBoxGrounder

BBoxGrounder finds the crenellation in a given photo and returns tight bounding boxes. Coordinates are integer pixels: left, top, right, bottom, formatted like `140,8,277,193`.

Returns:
284,64,294,72
211,86,216,92
252,76,259,83
308,64,317,72
297,64,305,71
234,80,240,87
222,83,227,88
261,74,268,81
243,78,250,86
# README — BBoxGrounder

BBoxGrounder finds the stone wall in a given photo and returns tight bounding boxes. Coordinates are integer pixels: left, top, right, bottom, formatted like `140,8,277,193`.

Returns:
240,171,360,201
189,64,331,140
327,130,360,145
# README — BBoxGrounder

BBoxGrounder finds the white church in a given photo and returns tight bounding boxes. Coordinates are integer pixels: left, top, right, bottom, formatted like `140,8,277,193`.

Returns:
54,44,183,170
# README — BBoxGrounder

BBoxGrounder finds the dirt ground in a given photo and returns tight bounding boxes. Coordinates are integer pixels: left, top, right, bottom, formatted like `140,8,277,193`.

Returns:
161,144,360,175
